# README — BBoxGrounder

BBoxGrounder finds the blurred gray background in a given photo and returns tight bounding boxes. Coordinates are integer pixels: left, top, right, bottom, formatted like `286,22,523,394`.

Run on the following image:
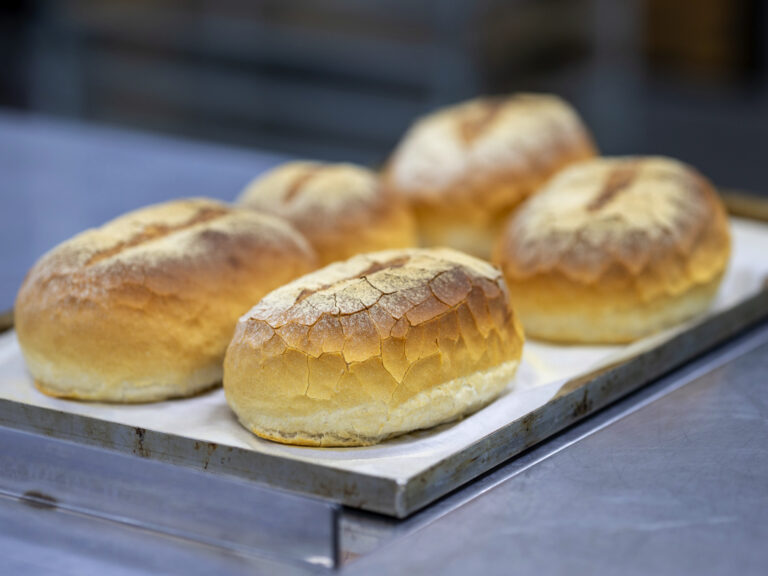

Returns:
1,0,767,190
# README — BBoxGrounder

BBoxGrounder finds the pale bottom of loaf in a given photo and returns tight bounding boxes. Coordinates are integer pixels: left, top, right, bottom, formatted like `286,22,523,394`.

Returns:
520,279,721,345
418,222,497,261
235,360,520,447
26,352,222,403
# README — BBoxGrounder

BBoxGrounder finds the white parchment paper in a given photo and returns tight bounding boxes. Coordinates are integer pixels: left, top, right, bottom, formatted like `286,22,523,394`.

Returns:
1,218,767,482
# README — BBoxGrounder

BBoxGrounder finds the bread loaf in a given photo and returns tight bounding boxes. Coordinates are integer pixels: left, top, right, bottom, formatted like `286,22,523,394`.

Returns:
238,162,416,265
224,248,525,446
494,157,731,343
384,93,596,258
15,198,317,402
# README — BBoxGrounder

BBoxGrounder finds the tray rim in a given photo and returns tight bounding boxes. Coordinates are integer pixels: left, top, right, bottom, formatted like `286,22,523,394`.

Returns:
2,283,767,518
3,197,768,517
400,283,768,514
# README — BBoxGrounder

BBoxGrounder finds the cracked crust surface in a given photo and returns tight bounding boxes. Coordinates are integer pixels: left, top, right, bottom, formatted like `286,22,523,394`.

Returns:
237,162,416,265
383,93,597,258
15,198,318,402
223,248,525,446
494,157,731,343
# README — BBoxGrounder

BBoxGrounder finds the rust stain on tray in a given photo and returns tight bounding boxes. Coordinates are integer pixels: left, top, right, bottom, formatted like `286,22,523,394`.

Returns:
133,427,150,458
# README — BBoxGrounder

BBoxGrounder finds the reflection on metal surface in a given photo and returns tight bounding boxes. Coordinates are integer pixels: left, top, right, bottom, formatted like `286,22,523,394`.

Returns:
0,426,340,568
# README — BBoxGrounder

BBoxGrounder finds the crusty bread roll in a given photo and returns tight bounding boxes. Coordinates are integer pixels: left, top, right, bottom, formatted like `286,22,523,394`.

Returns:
237,162,416,266
15,198,317,402
224,248,525,447
383,93,596,259
494,157,731,344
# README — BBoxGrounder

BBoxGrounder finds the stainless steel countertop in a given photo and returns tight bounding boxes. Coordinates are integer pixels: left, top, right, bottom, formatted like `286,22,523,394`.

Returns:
1,110,767,575
345,326,768,576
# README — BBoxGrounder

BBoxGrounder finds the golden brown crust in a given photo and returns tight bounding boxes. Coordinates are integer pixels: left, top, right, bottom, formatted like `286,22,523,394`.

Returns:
15,198,317,402
237,162,416,265
223,248,525,446
383,93,597,258
494,157,731,343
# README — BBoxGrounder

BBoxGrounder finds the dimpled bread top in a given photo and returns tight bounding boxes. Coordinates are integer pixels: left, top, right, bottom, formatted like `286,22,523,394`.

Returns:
497,157,731,287
238,162,416,265
388,94,595,198
229,248,522,403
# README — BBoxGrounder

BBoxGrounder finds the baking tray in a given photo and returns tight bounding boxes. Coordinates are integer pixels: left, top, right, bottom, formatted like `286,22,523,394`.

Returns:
2,217,768,518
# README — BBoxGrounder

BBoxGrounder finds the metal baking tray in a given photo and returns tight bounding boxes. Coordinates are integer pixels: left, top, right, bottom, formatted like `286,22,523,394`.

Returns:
2,217,768,520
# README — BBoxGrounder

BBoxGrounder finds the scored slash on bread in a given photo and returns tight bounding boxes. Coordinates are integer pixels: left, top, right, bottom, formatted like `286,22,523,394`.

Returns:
383,93,597,259
15,198,318,402
238,162,416,266
494,157,731,344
